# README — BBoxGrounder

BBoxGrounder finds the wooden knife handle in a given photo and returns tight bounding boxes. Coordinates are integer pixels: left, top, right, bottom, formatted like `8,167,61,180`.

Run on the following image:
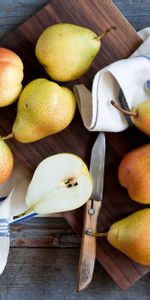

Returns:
77,199,102,292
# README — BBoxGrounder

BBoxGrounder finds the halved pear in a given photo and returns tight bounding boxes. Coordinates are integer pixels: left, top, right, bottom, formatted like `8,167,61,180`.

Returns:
25,153,92,214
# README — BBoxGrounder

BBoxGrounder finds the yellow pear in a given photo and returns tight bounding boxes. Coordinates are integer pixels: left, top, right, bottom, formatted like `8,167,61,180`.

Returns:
35,23,115,82
118,144,150,204
111,99,150,136
0,139,13,183
106,209,150,266
131,100,150,136
5,78,76,143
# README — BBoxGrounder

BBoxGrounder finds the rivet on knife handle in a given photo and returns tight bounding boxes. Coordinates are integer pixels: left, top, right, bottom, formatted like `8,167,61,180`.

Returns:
77,199,102,292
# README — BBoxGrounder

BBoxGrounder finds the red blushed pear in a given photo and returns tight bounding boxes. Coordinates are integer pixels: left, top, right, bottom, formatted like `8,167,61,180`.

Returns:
111,99,150,136
0,48,23,107
0,139,13,184
118,144,150,204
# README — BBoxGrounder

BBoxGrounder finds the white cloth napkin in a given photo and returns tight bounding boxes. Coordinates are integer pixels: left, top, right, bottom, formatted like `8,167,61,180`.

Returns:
74,28,150,132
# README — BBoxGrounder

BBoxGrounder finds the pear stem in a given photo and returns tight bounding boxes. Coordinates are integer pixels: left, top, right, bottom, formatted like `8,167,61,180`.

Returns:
111,100,138,117
93,232,108,237
1,133,14,140
96,25,116,41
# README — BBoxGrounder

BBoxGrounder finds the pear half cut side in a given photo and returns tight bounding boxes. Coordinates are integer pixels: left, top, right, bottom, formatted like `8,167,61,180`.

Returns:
25,153,93,214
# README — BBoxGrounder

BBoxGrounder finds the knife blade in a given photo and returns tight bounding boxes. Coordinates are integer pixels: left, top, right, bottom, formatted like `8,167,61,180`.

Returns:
77,132,106,292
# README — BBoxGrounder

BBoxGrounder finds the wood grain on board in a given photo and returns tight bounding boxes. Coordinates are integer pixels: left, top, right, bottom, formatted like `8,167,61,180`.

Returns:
0,0,149,289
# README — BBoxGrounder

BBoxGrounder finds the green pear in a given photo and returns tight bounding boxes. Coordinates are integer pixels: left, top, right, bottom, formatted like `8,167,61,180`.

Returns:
35,23,115,82
118,144,150,204
111,99,150,136
4,78,76,143
99,209,150,266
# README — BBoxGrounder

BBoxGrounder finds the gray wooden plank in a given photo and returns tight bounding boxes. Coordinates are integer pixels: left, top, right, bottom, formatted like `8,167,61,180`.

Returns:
10,217,80,248
9,217,150,298
114,0,150,30
0,248,149,300
0,0,49,39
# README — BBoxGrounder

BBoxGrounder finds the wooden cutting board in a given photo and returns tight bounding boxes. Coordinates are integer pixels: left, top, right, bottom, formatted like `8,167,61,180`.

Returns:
0,0,150,289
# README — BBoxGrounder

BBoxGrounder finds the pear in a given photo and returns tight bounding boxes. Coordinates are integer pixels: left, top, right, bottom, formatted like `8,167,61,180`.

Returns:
35,23,115,82
0,139,13,183
106,209,150,266
5,78,76,143
14,153,93,217
118,144,150,204
111,99,150,136
0,48,23,107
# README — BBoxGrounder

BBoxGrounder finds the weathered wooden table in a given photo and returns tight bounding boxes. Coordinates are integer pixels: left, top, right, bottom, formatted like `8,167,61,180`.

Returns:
0,1,150,299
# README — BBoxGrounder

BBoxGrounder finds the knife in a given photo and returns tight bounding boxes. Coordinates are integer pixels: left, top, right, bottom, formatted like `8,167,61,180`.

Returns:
77,132,106,292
